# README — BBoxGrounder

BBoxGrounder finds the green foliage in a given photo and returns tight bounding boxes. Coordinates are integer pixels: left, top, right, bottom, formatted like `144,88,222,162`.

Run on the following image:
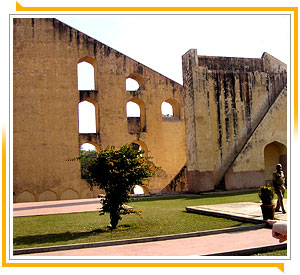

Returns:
74,144,158,229
258,183,275,205
250,249,287,256
80,149,97,179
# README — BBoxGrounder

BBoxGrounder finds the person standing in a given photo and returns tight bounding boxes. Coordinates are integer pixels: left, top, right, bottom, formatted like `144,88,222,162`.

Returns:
272,163,286,214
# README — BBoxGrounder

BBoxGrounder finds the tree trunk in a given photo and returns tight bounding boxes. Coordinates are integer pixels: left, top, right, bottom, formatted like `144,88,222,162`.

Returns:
110,211,120,229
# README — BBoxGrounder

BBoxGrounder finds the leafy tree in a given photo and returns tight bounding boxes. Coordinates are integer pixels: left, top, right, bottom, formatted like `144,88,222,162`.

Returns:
71,144,158,229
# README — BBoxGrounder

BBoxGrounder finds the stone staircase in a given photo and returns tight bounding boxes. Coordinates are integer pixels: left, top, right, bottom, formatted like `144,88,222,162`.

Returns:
160,164,187,193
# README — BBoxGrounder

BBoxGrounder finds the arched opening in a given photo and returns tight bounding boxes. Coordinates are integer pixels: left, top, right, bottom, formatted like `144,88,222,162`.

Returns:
126,78,140,91
127,98,146,133
80,143,99,180
133,185,145,195
131,140,148,156
126,73,144,91
264,141,287,183
80,142,99,153
126,101,141,117
161,99,180,121
78,100,97,133
130,184,150,195
77,59,96,90
161,102,173,117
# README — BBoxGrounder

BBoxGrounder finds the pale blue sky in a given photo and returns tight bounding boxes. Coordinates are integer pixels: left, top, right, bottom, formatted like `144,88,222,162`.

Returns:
58,14,291,84
63,14,290,150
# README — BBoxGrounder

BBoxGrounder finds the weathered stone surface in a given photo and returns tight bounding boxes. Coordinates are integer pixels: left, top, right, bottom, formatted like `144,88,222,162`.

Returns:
13,18,186,202
182,49,287,192
13,19,287,201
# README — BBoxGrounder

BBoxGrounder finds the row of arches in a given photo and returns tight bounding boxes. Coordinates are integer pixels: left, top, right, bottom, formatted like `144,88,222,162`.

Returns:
77,58,143,92
77,58,181,134
77,57,153,195
16,188,82,202
78,98,180,134
80,140,148,156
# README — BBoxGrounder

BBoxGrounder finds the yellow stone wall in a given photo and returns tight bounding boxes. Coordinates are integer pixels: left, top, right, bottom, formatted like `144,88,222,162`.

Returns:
182,49,287,192
13,19,287,201
13,18,186,202
225,88,287,189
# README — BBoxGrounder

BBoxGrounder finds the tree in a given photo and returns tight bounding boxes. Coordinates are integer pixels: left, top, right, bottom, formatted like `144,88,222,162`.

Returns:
73,144,158,229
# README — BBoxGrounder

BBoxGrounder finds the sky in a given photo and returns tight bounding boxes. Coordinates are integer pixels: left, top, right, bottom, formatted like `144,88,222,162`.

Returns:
61,13,291,149
57,14,291,84
1,2,299,272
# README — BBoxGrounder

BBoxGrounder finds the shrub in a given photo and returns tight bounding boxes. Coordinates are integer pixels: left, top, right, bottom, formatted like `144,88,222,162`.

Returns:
70,144,158,229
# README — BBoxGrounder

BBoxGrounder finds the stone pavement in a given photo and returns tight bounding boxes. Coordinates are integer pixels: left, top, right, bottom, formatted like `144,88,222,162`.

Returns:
186,200,287,222
13,198,102,217
13,197,288,257
25,228,282,257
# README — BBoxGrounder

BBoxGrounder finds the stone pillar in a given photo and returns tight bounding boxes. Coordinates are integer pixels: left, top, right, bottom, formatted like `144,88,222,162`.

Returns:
182,49,215,192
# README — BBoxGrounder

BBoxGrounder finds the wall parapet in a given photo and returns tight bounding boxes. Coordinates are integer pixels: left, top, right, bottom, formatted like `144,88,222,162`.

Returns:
197,55,263,72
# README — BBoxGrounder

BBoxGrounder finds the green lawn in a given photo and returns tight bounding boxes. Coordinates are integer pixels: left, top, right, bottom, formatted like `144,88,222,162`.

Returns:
251,249,287,256
14,191,260,250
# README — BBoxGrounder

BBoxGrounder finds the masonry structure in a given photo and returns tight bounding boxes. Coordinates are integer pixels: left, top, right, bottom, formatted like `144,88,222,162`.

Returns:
13,18,287,202
13,18,186,202
182,49,287,192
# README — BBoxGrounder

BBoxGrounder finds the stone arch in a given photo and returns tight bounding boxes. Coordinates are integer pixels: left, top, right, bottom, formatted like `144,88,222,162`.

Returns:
161,98,180,120
126,73,144,91
131,140,148,156
80,187,93,199
264,141,287,183
126,101,141,117
127,98,146,133
133,185,150,195
78,98,99,133
60,189,79,200
39,190,58,201
80,142,99,180
17,191,36,202
80,142,100,152
77,56,97,90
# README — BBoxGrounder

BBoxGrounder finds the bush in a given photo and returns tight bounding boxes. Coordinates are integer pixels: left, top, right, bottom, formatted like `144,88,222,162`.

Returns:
80,149,97,179
70,144,158,229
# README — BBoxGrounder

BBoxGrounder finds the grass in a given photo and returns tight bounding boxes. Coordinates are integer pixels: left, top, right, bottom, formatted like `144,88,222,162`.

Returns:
13,191,260,250
251,249,287,256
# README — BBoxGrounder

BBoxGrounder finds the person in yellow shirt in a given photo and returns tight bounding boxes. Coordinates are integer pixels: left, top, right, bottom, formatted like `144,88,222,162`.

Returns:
272,164,286,214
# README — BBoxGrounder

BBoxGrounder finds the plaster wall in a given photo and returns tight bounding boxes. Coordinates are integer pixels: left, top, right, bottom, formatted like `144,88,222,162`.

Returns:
225,88,287,190
13,18,186,202
182,49,287,192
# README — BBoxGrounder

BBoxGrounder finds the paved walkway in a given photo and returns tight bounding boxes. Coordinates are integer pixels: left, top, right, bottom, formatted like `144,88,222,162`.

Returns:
13,197,288,257
27,228,281,257
13,198,102,217
186,200,287,222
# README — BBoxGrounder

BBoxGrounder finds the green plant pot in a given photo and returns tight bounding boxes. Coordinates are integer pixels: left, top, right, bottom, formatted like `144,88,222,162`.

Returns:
260,204,275,220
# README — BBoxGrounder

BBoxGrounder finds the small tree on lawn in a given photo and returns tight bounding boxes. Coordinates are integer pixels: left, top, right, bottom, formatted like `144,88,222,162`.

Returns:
73,144,158,229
